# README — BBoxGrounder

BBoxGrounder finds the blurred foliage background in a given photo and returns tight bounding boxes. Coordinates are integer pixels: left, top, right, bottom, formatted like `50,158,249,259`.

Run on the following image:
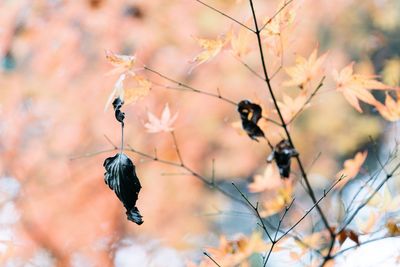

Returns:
0,0,399,266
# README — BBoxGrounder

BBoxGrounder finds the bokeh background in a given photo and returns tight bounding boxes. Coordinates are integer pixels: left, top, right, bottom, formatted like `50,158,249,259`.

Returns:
0,0,399,266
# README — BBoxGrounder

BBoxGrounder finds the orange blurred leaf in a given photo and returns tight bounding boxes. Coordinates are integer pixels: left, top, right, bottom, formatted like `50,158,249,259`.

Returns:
333,62,392,112
374,92,400,121
248,163,281,193
336,151,367,188
277,92,309,123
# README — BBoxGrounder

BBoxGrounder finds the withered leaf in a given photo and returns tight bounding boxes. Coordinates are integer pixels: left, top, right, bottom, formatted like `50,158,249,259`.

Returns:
237,100,265,141
112,97,125,124
267,140,298,178
104,153,143,225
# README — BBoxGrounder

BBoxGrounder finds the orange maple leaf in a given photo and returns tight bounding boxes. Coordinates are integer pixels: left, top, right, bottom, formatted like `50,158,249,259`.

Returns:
333,62,392,113
283,49,327,88
374,92,400,121
336,151,367,188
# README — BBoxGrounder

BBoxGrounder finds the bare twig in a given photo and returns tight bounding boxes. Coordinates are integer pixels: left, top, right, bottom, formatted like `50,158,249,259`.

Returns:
194,0,255,33
203,252,222,267
287,76,326,125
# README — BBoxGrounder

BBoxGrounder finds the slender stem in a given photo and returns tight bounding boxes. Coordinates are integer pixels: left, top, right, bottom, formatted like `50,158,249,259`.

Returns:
248,0,333,241
203,252,222,267
121,122,124,154
194,0,255,33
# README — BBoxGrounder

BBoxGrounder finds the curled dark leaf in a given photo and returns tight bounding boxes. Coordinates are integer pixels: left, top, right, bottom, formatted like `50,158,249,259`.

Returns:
112,97,125,124
104,153,143,225
267,140,298,178
237,100,265,141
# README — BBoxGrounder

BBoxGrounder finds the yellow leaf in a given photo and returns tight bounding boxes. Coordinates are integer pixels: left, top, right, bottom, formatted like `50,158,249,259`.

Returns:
277,92,309,123
262,0,296,37
336,151,367,188
382,58,400,86
124,76,152,105
356,213,379,234
205,232,268,267
375,92,400,122
260,181,293,217
230,27,252,58
105,50,137,75
248,163,281,193
283,49,327,88
189,34,230,73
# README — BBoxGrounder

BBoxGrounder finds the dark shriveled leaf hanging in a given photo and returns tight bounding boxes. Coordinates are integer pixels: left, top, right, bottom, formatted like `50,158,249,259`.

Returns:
237,100,265,141
267,139,298,179
104,153,143,225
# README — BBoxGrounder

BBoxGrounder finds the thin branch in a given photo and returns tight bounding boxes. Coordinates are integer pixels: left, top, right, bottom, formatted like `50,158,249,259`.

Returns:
338,162,400,233
248,0,333,239
171,131,184,166
232,54,265,81
332,236,399,258
232,183,274,243
203,252,222,267
145,66,282,126
287,76,326,125
195,0,255,33
276,176,343,243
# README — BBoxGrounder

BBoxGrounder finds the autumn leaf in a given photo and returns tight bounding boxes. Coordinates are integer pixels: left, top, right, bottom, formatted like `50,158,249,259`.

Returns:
368,185,400,213
248,163,281,193
283,49,327,88
295,231,329,250
337,229,359,246
336,151,367,188
105,50,137,76
144,104,178,133
262,0,296,37
356,213,379,234
105,73,126,111
204,232,268,267
374,92,400,122
382,58,400,86
277,92,309,123
333,62,392,113
230,27,252,58
124,76,152,105
104,74,151,111
189,34,230,73
260,182,293,217
386,220,400,237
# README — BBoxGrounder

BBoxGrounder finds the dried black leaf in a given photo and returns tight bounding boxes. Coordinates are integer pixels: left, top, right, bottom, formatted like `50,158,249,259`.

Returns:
103,153,143,224
237,100,265,141
267,140,298,179
112,97,125,124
